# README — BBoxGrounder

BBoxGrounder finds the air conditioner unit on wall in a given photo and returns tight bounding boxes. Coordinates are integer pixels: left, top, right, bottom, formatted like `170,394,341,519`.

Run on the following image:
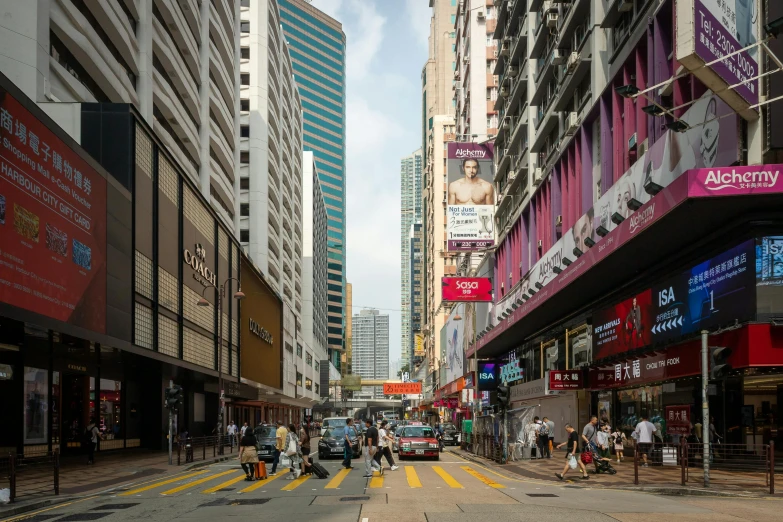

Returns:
567,52,579,73
533,168,543,186
619,0,634,13
508,170,517,181
565,112,579,136
552,49,566,65
477,10,485,19
507,66,519,77
547,13,558,29
502,116,512,130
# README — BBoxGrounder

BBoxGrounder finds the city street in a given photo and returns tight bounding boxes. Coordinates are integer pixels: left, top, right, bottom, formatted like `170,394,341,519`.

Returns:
3,449,782,522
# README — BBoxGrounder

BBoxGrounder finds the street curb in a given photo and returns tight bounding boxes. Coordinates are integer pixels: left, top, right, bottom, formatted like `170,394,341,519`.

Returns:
0,497,77,519
453,450,775,498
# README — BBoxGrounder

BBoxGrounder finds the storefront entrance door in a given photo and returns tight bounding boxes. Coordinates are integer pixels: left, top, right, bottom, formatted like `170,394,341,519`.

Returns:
61,373,89,454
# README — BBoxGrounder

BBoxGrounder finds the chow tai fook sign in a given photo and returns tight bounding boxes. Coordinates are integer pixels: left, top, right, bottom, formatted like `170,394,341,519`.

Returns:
446,142,495,251
666,405,693,436
441,277,493,302
588,343,702,389
0,84,107,332
383,382,422,395
676,0,760,119
547,370,584,391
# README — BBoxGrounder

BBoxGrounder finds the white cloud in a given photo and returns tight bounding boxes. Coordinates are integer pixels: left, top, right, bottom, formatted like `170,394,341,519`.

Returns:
342,0,387,81
405,0,431,51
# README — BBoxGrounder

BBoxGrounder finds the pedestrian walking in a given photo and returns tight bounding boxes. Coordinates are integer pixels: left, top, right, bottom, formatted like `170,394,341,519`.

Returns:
342,418,355,469
238,426,259,481
84,419,102,464
581,416,599,452
227,421,238,448
537,417,551,459
298,424,312,475
634,414,657,467
284,423,302,480
544,417,555,458
271,420,288,476
362,419,382,478
611,427,627,463
555,424,588,480
240,422,249,437
525,417,540,458
376,420,399,470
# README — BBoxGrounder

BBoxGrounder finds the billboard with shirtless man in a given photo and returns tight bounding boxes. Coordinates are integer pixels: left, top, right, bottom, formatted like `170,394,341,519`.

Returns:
446,142,495,251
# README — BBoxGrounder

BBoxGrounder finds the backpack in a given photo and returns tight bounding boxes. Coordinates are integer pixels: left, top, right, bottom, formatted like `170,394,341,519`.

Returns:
538,423,549,437
83,425,94,445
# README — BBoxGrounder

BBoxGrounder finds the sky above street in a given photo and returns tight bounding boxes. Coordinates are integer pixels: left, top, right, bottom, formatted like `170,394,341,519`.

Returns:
311,0,430,372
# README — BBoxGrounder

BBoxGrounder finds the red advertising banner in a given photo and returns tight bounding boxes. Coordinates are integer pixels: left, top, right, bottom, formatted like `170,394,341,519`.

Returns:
548,370,584,390
665,405,692,436
446,397,458,409
592,289,653,361
588,342,702,389
383,382,422,395
0,88,106,332
442,277,493,302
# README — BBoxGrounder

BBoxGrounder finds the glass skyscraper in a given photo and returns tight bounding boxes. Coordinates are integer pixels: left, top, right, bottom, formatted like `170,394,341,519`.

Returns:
278,0,346,367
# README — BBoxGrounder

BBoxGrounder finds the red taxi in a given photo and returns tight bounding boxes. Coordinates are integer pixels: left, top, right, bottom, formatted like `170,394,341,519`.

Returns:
397,424,440,460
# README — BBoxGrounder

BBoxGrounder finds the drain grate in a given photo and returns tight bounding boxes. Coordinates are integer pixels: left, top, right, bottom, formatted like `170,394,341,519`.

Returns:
92,503,140,510
339,496,370,502
57,515,110,521
526,493,558,497
217,488,235,492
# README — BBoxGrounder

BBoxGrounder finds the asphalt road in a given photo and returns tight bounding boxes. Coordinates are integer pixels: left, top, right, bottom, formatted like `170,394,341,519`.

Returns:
3,449,782,522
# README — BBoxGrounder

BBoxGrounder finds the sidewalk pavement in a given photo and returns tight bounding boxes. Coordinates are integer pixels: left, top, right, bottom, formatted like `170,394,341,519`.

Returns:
452,448,781,498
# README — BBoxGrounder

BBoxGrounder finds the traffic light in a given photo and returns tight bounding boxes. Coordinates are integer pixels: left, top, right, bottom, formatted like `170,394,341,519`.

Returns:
497,385,510,409
164,384,184,410
709,346,733,380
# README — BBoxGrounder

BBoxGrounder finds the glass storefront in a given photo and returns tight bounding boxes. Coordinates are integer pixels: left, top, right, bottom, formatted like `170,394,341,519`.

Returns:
741,372,783,448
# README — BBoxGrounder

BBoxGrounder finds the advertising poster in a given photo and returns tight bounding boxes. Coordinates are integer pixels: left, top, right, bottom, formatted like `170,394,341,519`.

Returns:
592,289,654,360
756,236,783,286
414,333,425,357
441,277,493,302
477,361,498,391
445,304,465,385
0,88,107,332
446,142,495,251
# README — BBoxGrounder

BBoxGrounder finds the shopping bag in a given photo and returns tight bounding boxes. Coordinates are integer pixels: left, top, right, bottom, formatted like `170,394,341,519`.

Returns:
279,455,291,468
568,456,578,470
285,438,297,456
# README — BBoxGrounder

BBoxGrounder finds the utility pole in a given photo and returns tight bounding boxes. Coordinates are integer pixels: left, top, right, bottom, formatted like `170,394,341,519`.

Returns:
168,379,173,465
701,330,710,487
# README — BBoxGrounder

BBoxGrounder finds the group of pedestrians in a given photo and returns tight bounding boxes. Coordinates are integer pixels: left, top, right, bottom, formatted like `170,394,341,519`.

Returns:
341,418,399,478
522,416,555,458
237,419,313,482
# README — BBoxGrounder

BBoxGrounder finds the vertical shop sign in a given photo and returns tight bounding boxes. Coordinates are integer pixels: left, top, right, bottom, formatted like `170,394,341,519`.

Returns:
665,405,692,436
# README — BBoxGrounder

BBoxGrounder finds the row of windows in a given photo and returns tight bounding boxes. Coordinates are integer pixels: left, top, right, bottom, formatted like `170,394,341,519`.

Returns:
301,99,344,126
289,49,343,86
280,22,344,66
303,123,343,144
305,133,344,155
304,140,342,162
279,3,346,44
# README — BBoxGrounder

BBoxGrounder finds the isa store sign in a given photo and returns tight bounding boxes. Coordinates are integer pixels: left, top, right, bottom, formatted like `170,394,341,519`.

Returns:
677,0,759,117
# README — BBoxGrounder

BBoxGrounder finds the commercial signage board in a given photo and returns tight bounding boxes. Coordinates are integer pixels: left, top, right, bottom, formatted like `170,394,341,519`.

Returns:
477,361,498,391
441,277,493,302
383,382,422,395
446,142,495,251
676,0,759,118
446,397,458,409
588,342,702,389
548,370,584,391
757,236,783,286
665,405,692,436
689,164,782,196
342,374,362,392
592,290,654,361
444,305,466,385
498,358,523,384
414,333,425,357
0,86,107,332
509,378,546,402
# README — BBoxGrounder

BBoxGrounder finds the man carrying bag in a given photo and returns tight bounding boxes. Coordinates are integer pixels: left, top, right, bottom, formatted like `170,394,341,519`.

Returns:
362,419,382,478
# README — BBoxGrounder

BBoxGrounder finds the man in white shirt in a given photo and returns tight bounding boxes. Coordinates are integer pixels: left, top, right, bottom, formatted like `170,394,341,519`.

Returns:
227,421,238,447
634,414,657,467
374,420,399,471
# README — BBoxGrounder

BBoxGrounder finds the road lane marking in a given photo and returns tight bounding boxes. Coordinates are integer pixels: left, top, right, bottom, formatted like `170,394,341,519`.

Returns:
405,466,422,488
160,470,237,495
325,467,352,489
0,496,98,522
238,472,285,493
119,470,208,496
369,474,384,488
201,472,249,494
432,466,463,488
281,474,311,491
461,466,505,488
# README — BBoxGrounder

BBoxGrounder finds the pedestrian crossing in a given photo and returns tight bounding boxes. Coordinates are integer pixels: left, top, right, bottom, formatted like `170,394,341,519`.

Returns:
115,463,502,497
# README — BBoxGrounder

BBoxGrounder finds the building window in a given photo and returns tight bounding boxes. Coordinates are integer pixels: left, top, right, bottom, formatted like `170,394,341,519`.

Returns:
315,361,320,372
306,353,312,366
240,151,249,164
240,99,249,111
305,378,312,391
315,384,320,395
50,32,109,102
240,178,249,190
296,344,303,357
296,372,302,387
240,21,250,33
241,47,250,59
241,73,250,85
240,230,249,242
240,125,250,138
240,203,249,216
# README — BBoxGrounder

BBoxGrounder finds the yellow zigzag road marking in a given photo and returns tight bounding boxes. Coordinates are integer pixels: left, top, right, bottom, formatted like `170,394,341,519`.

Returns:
461,466,505,488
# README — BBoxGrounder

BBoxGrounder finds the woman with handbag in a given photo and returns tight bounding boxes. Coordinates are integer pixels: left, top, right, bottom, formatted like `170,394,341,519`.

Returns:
239,427,259,481
298,424,313,475
284,423,302,480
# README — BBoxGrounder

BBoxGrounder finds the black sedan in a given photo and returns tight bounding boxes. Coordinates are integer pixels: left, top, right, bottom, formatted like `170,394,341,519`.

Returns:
441,424,460,446
318,427,361,459
253,424,278,462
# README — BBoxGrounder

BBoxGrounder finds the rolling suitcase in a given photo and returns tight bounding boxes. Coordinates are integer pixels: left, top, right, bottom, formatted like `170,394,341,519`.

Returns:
310,461,330,479
255,461,268,480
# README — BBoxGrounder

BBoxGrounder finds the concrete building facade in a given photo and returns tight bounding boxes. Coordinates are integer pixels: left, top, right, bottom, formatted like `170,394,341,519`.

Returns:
351,309,389,400
400,148,423,370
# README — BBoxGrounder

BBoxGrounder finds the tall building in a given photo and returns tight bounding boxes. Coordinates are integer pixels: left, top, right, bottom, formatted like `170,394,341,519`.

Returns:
302,151,328,394
352,309,390,399
0,0,240,232
344,282,353,377
410,223,425,365
239,0,307,402
400,148,423,369
278,0,347,368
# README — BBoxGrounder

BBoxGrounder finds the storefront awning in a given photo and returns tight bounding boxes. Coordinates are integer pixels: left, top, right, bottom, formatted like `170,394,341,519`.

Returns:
471,167,783,359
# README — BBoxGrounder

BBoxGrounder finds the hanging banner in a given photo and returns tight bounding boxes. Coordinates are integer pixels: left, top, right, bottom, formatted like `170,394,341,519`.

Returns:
383,382,422,395
442,277,493,302
446,142,495,251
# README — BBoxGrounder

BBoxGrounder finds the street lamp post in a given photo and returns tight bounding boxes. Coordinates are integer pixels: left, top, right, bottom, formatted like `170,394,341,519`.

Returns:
198,278,244,453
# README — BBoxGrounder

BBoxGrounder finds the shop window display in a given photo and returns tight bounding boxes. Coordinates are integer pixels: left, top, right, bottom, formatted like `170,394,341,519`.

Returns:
24,367,48,444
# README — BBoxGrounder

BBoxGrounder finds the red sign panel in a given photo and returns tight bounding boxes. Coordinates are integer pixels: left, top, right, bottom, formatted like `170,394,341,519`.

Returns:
592,289,653,361
665,405,692,436
441,277,493,302
588,342,701,389
383,382,422,395
0,88,106,332
548,370,584,390
446,397,458,409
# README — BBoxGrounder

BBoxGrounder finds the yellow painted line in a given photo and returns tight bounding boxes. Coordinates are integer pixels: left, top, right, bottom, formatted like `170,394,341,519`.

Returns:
201,472,249,494
369,474,384,488
461,466,505,488
160,470,236,495
0,496,98,522
433,465,463,488
405,466,422,488
448,451,550,485
119,470,208,496
238,470,285,493
324,467,352,489
280,473,311,491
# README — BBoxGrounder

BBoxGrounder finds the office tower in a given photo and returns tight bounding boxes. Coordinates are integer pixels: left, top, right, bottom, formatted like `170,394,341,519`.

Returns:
352,309,390,400
278,0,347,368
344,282,353,377
410,223,425,365
400,148,423,369
0,0,240,232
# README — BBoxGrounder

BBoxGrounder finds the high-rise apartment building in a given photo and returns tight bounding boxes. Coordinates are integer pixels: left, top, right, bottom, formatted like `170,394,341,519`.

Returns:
0,0,240,232
278,0,347,368
351,309,390,399
400,149,423,369
239,0,306,400
410,223,425,364
344,282,353,377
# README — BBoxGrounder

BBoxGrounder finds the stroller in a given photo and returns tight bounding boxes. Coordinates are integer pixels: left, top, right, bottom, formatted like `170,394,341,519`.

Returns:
581,444,617,474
